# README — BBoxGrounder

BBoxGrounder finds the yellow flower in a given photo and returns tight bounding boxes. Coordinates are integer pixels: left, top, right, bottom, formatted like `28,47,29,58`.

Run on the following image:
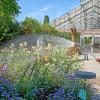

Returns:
48,43,52,48
45,47,48,50
43,55,49,62
0,64,3,67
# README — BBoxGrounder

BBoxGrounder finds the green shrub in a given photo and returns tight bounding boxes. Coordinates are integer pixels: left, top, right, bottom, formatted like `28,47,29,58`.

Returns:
84,37,92,45
21,17,42,34
42,24,58,34
0,0,20,42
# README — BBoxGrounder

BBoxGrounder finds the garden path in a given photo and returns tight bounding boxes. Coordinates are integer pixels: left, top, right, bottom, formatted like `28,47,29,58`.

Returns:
81,55,100,99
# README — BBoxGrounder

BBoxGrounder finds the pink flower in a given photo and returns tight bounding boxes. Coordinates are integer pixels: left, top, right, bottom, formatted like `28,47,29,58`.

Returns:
0,64,8,72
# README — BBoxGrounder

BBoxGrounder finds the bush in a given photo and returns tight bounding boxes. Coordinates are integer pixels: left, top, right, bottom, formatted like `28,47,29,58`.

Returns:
0,21,22,42
0,0,20,42
22,17,42,34
42,24,58,34
84,37,92,45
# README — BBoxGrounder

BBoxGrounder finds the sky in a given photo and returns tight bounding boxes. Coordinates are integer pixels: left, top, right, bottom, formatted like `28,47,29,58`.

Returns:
17,0,80,22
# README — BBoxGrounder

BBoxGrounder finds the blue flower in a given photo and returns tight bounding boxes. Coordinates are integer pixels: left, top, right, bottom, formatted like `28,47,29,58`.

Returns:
0,76,23,99
1,91,9,97
0,86,5,93
49,88,66,100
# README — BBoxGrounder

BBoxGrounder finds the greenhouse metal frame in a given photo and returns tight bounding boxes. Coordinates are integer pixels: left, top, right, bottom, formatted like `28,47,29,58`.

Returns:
51,0,100,31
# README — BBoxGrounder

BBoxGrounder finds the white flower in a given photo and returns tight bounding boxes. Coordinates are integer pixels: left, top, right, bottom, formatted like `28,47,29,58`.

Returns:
11,43,15,47
19,43,24,47
23,42,27,46
27,50,31,53
1,49,4,52
32,46,35,50
48,43,52,47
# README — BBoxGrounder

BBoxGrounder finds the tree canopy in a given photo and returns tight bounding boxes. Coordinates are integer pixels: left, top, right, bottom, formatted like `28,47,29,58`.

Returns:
43,15,49,25
22,17,42,33
0,0,20,41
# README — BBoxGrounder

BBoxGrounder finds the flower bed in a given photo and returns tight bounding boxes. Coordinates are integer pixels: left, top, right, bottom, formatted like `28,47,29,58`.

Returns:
0,43,94,99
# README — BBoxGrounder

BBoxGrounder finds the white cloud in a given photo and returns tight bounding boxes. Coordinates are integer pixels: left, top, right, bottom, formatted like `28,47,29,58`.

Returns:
26,4,56,18
40,4,56,12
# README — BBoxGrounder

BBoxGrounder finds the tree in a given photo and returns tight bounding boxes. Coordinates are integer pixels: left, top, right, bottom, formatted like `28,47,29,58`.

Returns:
43,15,49,25
22,17,42,33
0,0,20,41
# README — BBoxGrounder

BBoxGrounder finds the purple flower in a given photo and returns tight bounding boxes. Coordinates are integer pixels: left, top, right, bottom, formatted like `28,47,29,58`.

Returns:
49,87,77,100
0,76,10,85
1,91,9,97
0,86,5,93
49,88,66,100
66,91,76,99
0,76,22,99
0,64,8,73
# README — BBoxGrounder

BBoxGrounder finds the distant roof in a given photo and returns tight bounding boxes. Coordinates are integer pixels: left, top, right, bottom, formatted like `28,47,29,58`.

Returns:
80,29,100,35
58,28,100,36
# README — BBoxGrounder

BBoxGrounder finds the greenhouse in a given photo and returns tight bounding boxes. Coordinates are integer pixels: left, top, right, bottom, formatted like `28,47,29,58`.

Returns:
51,0,100,31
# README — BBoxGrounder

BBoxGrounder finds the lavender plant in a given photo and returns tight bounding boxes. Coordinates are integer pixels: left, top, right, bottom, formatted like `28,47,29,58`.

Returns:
0,76,23,100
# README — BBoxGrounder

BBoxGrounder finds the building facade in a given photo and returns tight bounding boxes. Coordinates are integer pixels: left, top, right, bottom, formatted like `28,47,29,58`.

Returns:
51,0,100,31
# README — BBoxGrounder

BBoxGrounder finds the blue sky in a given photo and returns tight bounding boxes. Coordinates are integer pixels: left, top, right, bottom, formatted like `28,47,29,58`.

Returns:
17,0,80,22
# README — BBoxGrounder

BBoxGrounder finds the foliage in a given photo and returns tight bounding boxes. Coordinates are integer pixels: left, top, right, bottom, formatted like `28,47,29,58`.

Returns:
9,21,22,35
57,32,80,43
3,21,22,40
21,17,58,35
0,76,23,100
49,88,76,100
43,15,49,25
57,32,71,40
42,15,59,35
42,24,58,34
22,17,42,34
84,37,92,45
0,0,20,41
0,42,94,99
